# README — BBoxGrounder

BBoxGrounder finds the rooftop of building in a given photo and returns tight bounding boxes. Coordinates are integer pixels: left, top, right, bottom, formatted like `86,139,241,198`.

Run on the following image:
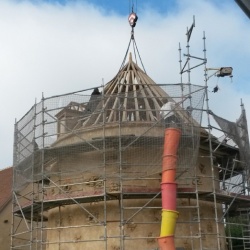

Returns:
0,167,13,211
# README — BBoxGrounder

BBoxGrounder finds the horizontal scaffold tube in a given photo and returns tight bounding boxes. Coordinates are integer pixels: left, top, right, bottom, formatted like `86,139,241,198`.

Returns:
158,127,181,250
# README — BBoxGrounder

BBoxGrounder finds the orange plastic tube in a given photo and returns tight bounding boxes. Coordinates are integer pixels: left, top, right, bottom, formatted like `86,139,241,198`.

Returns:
162,128,181,183
158,235,175,250
162,128,181,155
158,127,181,250
161,182,177,210
162,155,178,171
162,168,176,183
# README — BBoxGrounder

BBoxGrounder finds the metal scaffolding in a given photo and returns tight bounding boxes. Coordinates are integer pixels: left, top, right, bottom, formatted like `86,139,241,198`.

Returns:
11,28,250,250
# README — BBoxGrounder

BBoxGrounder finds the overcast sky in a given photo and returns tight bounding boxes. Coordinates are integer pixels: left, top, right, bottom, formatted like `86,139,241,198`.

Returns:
0,0,250,168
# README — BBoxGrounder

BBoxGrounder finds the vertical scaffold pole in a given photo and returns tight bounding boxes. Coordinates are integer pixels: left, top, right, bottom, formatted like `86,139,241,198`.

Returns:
11,119,18,250
102,81,108,250
30,100,37,249
40,93,45,250
118,84,125,250
203,31,221,250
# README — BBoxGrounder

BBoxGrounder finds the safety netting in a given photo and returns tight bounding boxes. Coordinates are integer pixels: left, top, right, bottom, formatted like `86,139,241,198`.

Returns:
212,107,250,169
13,83,205,192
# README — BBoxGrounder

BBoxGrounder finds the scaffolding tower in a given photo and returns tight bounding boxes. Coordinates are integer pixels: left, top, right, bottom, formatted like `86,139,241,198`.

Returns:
11,27,250,250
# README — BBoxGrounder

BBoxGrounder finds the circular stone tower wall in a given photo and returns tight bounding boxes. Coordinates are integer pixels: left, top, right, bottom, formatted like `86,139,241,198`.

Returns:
45,124,164,250
45,123,226,250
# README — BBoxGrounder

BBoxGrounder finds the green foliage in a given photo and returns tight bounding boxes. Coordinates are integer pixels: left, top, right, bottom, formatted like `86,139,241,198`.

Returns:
225,216,244,248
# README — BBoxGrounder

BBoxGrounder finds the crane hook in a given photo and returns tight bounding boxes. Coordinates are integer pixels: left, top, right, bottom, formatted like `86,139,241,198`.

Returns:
128,11,138,28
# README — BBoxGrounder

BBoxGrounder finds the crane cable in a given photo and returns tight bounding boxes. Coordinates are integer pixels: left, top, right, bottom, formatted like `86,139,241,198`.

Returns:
129,0,137,14
119,1,146,73
119,36,133,71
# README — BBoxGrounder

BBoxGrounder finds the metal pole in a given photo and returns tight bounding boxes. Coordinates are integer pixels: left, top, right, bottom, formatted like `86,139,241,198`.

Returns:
203,31,221,250
102,82,108,250
118,86,125,249
40,93,45,250
11,119,18,250
30,100,37,249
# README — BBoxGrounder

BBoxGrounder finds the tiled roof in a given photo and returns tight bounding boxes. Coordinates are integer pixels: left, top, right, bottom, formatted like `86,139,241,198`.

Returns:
0,167,13,211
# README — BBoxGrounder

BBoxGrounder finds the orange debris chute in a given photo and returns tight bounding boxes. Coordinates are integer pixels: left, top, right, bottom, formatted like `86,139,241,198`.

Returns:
158,128,181,250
